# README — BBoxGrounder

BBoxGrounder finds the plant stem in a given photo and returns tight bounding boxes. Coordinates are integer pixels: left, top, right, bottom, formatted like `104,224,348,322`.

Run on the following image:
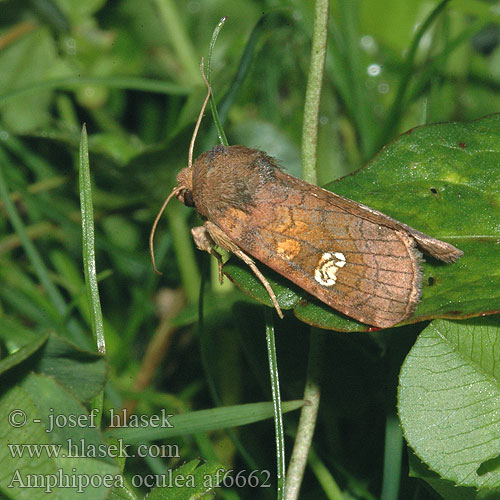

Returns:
286,330,324,499
301,0,329,186
286,1,329,498
152,0,200,83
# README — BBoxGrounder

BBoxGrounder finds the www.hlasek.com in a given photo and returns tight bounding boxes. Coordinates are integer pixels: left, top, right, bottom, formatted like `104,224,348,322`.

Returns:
9,468,272,493
8,439,179,459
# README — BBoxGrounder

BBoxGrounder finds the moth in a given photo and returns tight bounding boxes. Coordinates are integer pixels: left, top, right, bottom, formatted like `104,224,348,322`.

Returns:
151,65,463,329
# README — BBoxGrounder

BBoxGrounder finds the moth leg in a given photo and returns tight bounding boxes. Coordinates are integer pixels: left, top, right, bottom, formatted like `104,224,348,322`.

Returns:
232,248,284,319
203,221,284,319
191,226,224,284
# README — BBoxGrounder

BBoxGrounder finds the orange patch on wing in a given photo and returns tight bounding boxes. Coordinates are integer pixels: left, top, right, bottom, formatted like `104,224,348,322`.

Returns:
277,239,301,260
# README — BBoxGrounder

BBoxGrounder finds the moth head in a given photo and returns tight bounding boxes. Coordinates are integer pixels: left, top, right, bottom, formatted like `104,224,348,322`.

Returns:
175,167,194,207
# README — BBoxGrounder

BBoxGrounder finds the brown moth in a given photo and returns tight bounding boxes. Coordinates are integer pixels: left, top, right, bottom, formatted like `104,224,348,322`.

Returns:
150,63,463,329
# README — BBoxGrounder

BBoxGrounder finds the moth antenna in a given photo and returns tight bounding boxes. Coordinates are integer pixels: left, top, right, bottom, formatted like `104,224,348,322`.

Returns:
151,60,211,275
149,186,183,275
188,57,212,169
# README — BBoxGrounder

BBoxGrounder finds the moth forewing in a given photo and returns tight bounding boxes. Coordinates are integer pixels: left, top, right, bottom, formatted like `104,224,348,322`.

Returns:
185,145,462,328
319,195,463,263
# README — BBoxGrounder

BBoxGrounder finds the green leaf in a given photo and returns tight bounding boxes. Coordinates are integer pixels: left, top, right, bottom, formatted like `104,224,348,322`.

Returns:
0,331,106,402
224,115,500,331
0,333,48,377
0,76,190,106
106,400,303,443
0,375,120,499
407,451,481,500
0,28,57,133
79,125,105,354
108,482,140,500
35,334,107,402
0,316,41,350
146,460,226,500
398,317,500,491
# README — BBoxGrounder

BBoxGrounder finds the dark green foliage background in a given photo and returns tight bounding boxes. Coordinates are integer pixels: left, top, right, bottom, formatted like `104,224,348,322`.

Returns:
0,1,499,499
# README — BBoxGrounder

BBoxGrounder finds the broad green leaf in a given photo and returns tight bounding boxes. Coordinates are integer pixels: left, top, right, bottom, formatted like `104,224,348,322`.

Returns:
0,376,120,499
108,483,139,500
0,386,57,500
407,451,483,500
35,334,107,402
0,260,63,334
0,316,41,350
224,115,500,331
147,460,226,500
0,333,48,377
0,28,56,133
398,317,500,491
0,331,106,403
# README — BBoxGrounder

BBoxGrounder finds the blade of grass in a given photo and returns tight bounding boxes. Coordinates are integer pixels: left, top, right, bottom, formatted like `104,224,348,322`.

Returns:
165,203,200,304
202,11,286,151
106,400,304,442
0,145,88,347
0,264,64,329
378,0,451,149
336,0,377,159
380,413,403,500
79,125,105,424
206,16,229,147
265,308,286,499
204,18,233,291
308,448,343,500
286,330,324,500
407,18,487,105
208,15,264,140
152,0,199,83
79,125,105,355
30,0,70,32
0,124,55,177
0,76,190,104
